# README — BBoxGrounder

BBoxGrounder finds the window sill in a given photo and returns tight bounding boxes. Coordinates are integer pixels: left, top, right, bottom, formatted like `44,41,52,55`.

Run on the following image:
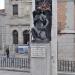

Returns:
10,15,30,19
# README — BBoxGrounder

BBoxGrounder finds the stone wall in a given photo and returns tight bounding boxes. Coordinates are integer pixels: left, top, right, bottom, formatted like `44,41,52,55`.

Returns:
0,14,6,51
5,0,32,53
57,0,75,61
58,34,75,61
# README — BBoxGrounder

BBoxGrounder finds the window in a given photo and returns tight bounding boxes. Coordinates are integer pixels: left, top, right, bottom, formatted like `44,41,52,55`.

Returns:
23,30,30,44
13,4,18,15
13,30,18,44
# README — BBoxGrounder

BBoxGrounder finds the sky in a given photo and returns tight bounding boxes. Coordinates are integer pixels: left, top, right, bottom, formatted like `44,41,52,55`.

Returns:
0,0,5,9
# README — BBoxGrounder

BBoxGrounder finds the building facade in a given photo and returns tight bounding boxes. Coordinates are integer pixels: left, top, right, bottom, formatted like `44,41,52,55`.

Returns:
57,0,75,61
3,0,75,74
0,0,32,55
0,9,6,52
0,0,74,61
0,0,57,75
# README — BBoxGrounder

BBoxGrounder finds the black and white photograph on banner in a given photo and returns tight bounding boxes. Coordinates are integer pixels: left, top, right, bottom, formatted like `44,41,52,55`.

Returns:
31,0,52,43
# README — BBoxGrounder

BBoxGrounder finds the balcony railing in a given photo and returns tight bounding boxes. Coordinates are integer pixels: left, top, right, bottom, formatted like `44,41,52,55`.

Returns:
0,56,30,72
58,60,75,72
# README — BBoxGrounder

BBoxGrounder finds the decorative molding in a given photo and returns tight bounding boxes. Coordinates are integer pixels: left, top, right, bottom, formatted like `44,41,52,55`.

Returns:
9,24,30,26
59,30,75,34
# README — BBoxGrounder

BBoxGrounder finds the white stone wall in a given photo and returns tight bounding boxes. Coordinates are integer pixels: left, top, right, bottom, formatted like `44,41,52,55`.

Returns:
0,0,58,75
58,34,75,61
0,15,3,50
5,0,32,53
58,0,75,61
31,43,51,75
0,14,6,51
65,0,74,30
5,0,31,17
31,0,57,75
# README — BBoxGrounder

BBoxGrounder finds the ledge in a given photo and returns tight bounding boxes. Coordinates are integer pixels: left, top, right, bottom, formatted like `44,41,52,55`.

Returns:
58,30,75,34
25,0,32,3
58,71,75,75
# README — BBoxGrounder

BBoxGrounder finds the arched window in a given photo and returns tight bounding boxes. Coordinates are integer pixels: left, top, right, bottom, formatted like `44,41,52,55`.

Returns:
23,30,30,44
13,30,18,44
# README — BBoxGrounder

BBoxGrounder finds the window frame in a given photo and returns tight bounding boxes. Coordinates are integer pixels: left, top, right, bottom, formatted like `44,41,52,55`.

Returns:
23,30,30,45
13,30,18,44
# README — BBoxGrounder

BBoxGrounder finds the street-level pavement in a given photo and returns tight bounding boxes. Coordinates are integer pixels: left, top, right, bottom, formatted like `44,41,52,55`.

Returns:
0,70,30,75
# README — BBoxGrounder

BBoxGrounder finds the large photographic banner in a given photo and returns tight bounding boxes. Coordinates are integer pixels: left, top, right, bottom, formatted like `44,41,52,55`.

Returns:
31,0,52,43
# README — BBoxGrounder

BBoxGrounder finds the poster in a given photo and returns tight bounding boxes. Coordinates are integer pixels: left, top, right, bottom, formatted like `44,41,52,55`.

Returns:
16,46,29,54
31,0,52,43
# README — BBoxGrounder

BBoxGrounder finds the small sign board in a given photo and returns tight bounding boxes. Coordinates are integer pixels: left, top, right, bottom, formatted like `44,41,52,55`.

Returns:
31,46,46,57
16,45,29,54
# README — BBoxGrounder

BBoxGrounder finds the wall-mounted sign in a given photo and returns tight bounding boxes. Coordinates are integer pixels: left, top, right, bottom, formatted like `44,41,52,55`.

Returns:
31,46,46,57
31,0,52,43
16,45,29,54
